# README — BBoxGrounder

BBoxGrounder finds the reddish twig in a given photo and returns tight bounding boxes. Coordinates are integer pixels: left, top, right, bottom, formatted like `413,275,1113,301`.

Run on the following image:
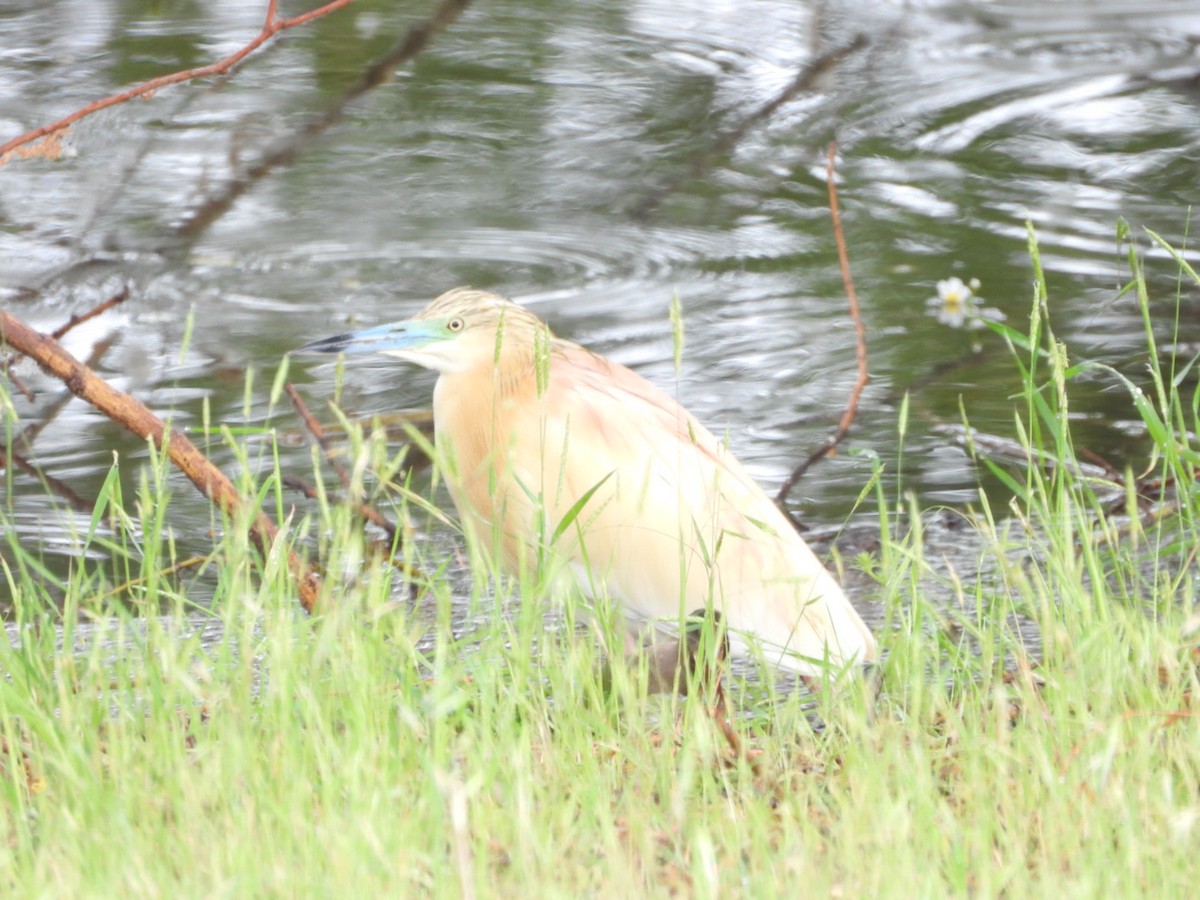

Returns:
0,0,357,163
776,143,870,513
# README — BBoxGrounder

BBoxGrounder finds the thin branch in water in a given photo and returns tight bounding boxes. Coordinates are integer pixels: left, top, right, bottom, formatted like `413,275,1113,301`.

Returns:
171,0,476,242
0,0,357,163
1,287,128,392
0,441,93,513
9,0,474,306
633,34,868,219
1,361,34,402
283,385,407,553
2,303,126,511
19,334,119,448
283,384,410,554
776,143,870,517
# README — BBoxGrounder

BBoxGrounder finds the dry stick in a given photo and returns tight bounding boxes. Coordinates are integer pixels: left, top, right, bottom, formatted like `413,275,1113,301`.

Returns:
0,0,357,162
776,143,870,513
0,311,323,612
173,0,475,241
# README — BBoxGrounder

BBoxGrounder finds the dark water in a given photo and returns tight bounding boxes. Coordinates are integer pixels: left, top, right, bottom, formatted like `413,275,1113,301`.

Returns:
2,0,1199,614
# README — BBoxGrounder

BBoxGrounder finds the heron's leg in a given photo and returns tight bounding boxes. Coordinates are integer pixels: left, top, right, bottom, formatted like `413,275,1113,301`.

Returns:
627,609,728,696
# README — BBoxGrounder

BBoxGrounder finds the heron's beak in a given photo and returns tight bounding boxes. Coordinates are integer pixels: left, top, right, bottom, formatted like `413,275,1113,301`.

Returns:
295,320,433,355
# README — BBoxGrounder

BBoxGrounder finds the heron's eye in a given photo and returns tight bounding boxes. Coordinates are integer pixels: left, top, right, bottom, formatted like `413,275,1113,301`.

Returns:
447,317,465,332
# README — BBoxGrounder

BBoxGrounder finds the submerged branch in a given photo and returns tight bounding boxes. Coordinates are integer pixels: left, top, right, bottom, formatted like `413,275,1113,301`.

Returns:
633,33,868,219
48,286,130,340
172,0,475,242
0,442,93,514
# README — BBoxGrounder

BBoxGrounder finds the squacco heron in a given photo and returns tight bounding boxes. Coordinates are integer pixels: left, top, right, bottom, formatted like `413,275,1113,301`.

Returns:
301,288,876,682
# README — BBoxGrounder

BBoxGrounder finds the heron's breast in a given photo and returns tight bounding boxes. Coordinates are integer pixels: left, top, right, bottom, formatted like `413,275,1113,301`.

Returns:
432,373,542,557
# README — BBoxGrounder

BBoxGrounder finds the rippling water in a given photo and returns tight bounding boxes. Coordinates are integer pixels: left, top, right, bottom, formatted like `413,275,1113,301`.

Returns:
2,0,1199,602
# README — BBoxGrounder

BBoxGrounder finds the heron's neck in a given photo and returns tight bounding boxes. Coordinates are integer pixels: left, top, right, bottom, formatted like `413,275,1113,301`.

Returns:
431,346,543,495
493,354,537,398
434,349,537,423
463,336,545,399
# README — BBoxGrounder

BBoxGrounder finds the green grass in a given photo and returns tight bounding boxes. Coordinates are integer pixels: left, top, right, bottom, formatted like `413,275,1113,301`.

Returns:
1,228,1199,896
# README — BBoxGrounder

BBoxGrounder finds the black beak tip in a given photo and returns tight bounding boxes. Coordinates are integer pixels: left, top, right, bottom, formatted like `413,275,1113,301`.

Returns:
295,333,351,354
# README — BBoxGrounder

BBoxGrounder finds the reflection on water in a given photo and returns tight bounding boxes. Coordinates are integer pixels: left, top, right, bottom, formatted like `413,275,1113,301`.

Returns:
1,0,1198,606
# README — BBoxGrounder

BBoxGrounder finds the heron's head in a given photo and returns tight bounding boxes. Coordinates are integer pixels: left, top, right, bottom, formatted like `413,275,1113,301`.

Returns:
297,288,550,375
